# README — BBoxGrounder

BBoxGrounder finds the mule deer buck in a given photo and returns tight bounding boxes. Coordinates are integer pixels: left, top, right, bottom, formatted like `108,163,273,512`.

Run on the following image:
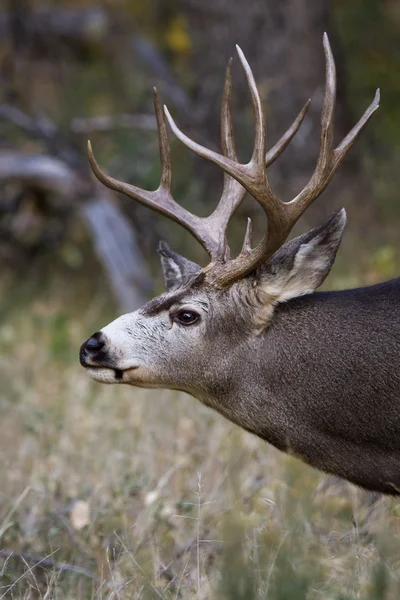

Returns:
80,35,400,495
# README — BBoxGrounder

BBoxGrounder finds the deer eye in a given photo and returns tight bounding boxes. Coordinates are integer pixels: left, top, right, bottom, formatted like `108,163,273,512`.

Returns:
173,310,200,326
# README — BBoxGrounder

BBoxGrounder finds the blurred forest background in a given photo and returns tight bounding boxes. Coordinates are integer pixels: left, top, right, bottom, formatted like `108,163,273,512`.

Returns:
2,0,400,307
1,0,400,598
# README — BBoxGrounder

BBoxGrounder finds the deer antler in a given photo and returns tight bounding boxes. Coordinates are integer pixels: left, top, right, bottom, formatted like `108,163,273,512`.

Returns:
88,56,310,265
89,34,379,288
164,33,380,287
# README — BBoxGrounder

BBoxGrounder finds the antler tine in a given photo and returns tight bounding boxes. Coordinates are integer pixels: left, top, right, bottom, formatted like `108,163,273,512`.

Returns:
241,218,253,253
164,106,247,187
153,87,172,192
265,99,311,166
287,33,380,221
88,91,225,257
285,33,336,219
334,88,380,159
205,58,247,261
235,45,266,164
221,58,237,161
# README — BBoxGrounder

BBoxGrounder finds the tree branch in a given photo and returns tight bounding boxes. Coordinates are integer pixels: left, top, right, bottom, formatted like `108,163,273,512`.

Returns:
0,106,152,310
0,151,77,197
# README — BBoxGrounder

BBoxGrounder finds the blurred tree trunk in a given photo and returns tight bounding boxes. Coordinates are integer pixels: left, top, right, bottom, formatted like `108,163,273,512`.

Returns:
179,0,375,232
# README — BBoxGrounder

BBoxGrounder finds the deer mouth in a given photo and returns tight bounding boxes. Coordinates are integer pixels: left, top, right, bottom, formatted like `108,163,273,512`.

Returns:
79,346,138,382
85,365,139,384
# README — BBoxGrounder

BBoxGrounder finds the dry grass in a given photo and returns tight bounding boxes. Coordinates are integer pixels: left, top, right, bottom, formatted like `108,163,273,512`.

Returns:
1,257,400,599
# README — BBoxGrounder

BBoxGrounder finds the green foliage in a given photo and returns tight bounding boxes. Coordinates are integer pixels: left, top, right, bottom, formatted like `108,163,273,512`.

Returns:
218,520,259,599
49,311,71,363
367,562,389,600
334,0,400,145
333,0,400,230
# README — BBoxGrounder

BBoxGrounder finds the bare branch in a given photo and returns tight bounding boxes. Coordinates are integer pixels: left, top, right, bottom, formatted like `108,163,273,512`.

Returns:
0,104,85,172
0,151,77,197
0,105,38,136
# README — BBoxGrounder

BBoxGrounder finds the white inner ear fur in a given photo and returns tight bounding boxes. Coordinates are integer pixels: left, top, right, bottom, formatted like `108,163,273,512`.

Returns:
167,261,184,284
253,235,334,329
270,238,332,302
161,257,185,291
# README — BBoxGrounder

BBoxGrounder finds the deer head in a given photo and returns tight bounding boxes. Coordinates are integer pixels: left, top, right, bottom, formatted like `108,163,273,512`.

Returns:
80,34,379,401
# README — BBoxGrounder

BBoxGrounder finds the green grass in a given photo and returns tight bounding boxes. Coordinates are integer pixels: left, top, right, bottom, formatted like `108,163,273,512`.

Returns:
1,259,400,598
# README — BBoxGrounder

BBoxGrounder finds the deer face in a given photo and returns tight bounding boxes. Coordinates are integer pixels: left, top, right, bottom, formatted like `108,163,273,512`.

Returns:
80,212,345,394
80,245,244,393
80,280,240,393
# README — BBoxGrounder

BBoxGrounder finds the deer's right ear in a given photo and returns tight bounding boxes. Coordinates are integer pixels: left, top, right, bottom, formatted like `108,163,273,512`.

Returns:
158,241,201,292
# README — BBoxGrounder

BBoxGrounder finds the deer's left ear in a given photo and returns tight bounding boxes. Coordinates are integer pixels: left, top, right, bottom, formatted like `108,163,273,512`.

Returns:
158,241,201,292
255,209,346,303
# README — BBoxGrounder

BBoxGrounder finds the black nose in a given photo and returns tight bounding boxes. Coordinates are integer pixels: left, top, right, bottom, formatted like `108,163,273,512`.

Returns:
84,333,105,352
79,331,105,367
